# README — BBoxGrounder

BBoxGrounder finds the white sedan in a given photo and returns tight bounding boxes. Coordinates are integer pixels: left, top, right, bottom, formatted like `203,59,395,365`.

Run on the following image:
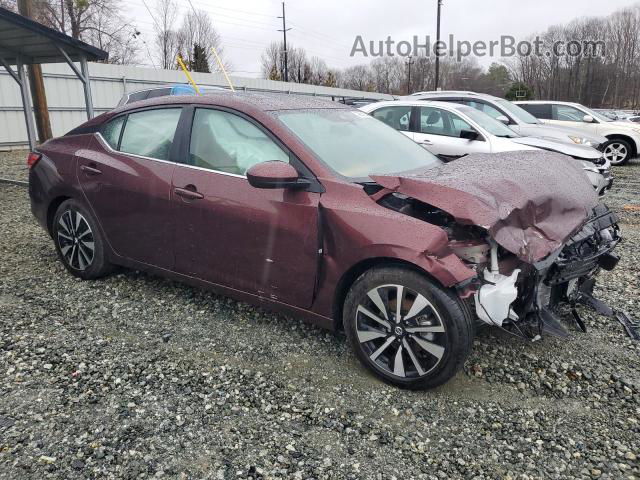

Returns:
359,100,612,196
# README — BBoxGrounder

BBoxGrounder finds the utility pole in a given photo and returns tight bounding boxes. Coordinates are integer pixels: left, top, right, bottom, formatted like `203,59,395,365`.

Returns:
434,0,443,91
277,2,291,82
406,55,414,95
17,0,53,144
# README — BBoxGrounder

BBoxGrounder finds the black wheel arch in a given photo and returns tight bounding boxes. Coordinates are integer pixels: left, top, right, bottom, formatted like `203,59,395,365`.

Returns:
332,257,450,331
46,195,72,236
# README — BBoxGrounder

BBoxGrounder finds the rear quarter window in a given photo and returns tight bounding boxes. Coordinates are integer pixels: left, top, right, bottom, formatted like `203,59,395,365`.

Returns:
100,116,125,149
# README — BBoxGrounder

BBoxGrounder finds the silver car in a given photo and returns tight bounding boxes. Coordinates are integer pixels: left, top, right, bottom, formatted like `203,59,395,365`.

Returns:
404,91,608,149
359,100,612,196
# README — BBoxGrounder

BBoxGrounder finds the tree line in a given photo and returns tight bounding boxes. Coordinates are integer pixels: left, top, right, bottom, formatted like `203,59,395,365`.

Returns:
506,2,640,108
262,3,640,108
2,0,638,107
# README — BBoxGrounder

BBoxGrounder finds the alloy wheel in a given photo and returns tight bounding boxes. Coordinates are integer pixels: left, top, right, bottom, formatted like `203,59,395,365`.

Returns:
355,284,447,379
603,142,628,164
57,210,95,271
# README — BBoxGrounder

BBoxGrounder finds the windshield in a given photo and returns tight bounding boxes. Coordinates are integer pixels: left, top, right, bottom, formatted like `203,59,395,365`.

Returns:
457,106,520,138
495,99,542,125
579,105,613,123
275,109,441,179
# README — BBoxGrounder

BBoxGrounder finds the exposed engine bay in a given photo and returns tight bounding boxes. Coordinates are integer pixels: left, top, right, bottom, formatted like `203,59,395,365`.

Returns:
376,191,631,340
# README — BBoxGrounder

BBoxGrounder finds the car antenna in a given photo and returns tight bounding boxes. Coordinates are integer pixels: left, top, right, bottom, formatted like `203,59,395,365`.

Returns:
176,54,201,95
211,47,236,92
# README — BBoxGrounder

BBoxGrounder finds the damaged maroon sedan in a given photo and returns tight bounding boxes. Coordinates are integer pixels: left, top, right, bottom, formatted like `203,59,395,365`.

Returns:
29,93,622,389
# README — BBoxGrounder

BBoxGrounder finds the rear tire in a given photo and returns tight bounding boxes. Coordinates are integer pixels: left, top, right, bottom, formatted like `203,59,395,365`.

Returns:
53,199,112,280
343,266,474,390
602,139,632,166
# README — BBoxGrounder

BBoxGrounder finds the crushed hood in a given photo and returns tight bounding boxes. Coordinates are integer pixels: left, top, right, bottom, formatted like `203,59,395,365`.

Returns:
371,151,599,263
509,136,602,161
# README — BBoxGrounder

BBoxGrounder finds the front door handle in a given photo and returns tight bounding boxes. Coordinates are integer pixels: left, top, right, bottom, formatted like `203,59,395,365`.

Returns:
418,139,433,145
174,186,204,200
80,164,102,175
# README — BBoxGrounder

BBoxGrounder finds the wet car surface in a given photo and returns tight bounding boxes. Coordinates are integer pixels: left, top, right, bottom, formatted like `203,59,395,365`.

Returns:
27,93,623,389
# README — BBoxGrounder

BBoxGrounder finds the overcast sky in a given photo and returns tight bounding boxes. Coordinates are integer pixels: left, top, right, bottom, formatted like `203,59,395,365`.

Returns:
129,0,638,77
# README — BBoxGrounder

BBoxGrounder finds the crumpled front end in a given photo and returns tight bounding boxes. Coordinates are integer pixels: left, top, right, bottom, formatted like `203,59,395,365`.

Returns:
371,151,600,264
370,151,625,339
472,204,621,339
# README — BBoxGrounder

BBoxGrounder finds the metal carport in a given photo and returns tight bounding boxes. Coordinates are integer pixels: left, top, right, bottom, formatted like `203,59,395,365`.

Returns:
0,6,107,150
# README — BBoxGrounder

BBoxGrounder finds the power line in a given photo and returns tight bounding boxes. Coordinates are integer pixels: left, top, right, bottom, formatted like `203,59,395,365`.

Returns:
287,21,352,50
186,1,277,20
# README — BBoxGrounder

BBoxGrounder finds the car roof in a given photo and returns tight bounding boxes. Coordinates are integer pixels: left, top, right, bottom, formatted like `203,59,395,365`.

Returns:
360,100,468,113
112,91,350,115
515,100,583,107
406,91,502,101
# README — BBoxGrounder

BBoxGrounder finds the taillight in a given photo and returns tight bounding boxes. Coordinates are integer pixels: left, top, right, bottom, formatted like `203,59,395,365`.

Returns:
27,152,41,169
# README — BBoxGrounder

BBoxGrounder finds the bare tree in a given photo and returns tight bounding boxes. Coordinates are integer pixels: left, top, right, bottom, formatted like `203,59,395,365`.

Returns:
30,0,140,64
261,41,285,80
152,0,179,69
177,9,230,72
340,65,374,91
507,3,640,108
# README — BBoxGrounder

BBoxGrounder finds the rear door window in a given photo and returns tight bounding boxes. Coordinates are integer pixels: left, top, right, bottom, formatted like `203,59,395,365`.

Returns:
520,103,552,119
119,108,182,161
552,105,586,121
125,90,150,104
462,100,506,121
370,106,412,131
419,107,473,137
145,88,172,100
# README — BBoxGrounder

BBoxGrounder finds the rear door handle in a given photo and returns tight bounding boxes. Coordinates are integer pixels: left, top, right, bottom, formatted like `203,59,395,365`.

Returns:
174,186,204,200
418,139,433,145
80,164,102,175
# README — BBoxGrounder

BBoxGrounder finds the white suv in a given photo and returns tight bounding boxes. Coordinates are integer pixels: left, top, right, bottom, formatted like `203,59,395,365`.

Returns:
516,101,640,165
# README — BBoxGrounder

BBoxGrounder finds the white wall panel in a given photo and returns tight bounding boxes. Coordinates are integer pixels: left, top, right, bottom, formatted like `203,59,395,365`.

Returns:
0,62,391,148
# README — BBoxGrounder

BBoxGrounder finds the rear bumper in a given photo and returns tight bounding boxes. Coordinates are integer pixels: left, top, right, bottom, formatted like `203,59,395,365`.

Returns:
29,169,49,232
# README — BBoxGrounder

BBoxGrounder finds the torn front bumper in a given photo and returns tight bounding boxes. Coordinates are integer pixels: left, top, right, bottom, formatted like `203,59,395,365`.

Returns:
475,204,622,339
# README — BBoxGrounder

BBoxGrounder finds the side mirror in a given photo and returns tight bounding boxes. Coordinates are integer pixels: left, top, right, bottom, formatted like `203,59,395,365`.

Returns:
583,115,595,123
246,161,307,189
496,115,510,125
460,129,480,141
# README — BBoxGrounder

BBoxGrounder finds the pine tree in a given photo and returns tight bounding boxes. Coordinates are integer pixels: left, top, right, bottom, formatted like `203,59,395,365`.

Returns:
189,43,210,73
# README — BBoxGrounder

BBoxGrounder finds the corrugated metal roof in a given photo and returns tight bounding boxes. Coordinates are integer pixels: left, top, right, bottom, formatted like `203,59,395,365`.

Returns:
0,6,107,65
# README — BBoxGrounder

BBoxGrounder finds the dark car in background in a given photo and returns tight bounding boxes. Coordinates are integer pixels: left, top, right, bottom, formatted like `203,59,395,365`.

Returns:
28,93,621,389
116,84,227,107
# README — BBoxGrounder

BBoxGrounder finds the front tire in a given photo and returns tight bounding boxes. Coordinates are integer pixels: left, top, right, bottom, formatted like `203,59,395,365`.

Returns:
53,199,112,280
602,139,632,166
343,266,474,390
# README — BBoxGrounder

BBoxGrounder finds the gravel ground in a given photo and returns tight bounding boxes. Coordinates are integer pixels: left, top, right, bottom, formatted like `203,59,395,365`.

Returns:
0,153,639,479
0,150,28,183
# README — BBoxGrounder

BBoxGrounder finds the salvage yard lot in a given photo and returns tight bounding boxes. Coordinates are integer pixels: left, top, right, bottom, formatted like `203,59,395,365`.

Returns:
1,152,639,479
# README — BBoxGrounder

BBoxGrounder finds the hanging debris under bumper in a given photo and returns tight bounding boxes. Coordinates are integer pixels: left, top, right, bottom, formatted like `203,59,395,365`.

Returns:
493,203,631,339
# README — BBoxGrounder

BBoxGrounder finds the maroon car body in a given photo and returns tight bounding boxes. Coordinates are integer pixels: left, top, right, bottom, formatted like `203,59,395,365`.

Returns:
28,93,621,389
30,94,473,324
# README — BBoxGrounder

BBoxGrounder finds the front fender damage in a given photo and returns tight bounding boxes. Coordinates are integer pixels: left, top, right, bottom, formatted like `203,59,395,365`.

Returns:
369,152,632,340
